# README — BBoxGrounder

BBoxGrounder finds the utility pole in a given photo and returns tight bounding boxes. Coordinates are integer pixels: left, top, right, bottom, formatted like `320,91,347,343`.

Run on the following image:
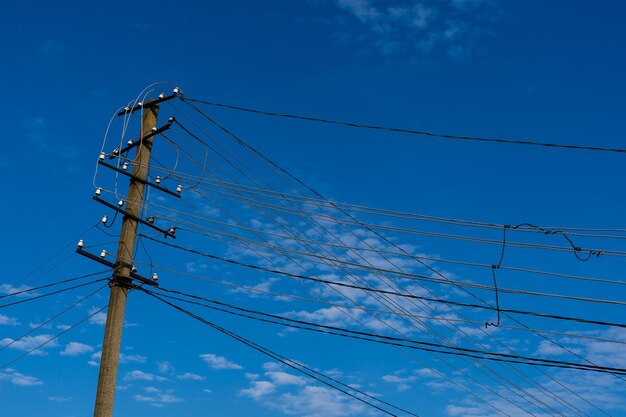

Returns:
93,101,160,417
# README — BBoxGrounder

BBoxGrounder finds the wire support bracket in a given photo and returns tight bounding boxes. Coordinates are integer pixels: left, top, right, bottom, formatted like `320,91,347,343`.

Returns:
97,160,181,198
75,248,158,287
117,94,177,116
109,123,172,160
92,196,177,238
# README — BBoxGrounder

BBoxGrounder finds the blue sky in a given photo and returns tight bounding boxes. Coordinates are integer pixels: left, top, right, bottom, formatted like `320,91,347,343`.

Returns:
1,1,626,416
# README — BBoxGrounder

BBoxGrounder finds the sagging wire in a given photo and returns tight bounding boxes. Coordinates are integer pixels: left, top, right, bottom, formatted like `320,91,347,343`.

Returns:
487,225,509,328
510,223,603,261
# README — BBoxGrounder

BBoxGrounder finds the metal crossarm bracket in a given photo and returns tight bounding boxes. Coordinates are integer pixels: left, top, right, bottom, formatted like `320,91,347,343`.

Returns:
117,94,176,116
109,124,171,159
75,248,158,287
92,196,176,238
97,160,181,198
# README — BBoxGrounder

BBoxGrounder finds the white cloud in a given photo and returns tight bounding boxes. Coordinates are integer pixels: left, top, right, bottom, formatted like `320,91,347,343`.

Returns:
240,362,367,416
266,371,306,386
48,396,71,402
414,367,442,379
272,385,366,417
123,370,167,382
0,369,43,387
0,334,57,355
328,0,496,58
60,342,94,357
240,380,276,400
88,307,107,325
134,392,183,406
176,372,205,381
229,277,279,297
120,353,147,364
0,283,34,297
381,373,417,391
157,361,175,374
134,387,183,406
199,353,243,370
0,314,20,326
286,306,355,328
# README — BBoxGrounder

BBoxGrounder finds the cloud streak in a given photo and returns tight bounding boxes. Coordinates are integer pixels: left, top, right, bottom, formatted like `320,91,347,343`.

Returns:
328,0,496,59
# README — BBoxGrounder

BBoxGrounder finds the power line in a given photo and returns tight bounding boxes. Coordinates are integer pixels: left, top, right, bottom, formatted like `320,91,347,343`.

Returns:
0,284,108,353
139,236,626,329
141,285,626,376
138,194,626,287
0,278,110,310
184,97,626,154
0,304,108,370
144,93,604,412
141,234,626,308
14,222,100,286
136,262,626,346
187,187,624,258
143,289,421,417
0,271,109,299
166,104,611,412
139,167,626,238
141,149,530,415
173,106,625,399
132,133,587,414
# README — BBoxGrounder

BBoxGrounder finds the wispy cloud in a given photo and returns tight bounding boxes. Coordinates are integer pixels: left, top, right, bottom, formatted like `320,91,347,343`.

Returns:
381,373,417,391
326,0,496,59
176,372,206,381
134,387,183,407
48,396,71,402
123,370,168,382
0,283,34,297
88,307,108,325
157,361,176,375
0,313,20,326
0,369,43,387
199,353,243,370
239,362,367,417
240,380,276,400
60,342,94,356
0,335,57,355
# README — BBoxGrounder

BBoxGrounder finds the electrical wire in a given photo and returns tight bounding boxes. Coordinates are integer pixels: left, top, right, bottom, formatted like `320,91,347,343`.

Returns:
189,187,625,258
141,236,626,329
141,285,626,376
134,262,626,346
142,289,421,417
139,167,626,238
0,271,109,299
135,192,626,287
0,283,108,353
0,278,109,310
0,304,109,370
156,114,596,412
181,107,624,400
184,97,626,154
141,232,626,308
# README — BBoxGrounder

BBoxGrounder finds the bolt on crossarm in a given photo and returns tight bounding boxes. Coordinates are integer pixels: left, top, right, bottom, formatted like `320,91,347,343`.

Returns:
93,100,160,417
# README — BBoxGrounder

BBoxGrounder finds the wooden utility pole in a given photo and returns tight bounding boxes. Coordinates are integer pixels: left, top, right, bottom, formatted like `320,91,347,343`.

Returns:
93,101,160,417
